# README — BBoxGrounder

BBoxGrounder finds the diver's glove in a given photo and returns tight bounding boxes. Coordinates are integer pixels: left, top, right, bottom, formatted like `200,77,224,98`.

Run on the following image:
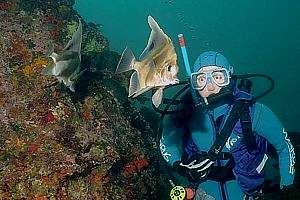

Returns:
173,153,214,182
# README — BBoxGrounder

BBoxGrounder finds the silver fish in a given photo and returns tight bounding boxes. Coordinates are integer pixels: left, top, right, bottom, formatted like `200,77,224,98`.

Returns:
42,20,85,92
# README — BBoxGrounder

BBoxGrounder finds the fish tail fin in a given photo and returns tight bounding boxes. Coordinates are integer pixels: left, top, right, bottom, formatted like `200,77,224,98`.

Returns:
128,71,140,97
115,47,136,74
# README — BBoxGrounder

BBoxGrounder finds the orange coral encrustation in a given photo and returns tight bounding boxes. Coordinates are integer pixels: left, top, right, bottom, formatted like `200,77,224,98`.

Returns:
18,57,49,76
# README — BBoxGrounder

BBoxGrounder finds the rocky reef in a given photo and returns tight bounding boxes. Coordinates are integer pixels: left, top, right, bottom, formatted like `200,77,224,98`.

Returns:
0,0,167,199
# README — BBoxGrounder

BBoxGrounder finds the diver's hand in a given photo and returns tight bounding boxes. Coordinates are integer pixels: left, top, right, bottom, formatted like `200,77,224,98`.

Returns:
180,158,214,172
173,154,214,182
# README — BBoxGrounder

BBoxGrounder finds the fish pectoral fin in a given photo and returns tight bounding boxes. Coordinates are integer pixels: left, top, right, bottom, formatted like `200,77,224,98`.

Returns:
63,19,82,53
128,71,140,97
115,47,136,74
70,68,86,82
152,87,164,108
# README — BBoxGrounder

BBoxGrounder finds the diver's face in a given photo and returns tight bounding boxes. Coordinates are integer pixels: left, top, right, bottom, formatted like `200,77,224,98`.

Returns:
197,66,224,98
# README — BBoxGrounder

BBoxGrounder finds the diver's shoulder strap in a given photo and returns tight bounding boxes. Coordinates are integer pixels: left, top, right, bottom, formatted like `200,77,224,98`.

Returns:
208,100,254,161
240,104,256,150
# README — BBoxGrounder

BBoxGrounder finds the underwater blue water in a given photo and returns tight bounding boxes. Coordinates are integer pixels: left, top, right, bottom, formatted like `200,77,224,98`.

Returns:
75,0,300,131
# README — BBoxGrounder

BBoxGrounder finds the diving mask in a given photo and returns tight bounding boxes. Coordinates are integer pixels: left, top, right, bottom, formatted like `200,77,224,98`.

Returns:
190,68,230,90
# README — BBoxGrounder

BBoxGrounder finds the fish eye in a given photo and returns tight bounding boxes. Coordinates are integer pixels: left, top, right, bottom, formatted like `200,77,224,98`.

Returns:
167,65,172,71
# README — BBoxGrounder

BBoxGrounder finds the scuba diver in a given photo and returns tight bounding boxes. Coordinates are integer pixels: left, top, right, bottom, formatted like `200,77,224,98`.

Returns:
160,50,296,200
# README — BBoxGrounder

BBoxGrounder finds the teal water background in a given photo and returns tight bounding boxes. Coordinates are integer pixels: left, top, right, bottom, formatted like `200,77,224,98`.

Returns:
75,0,300,132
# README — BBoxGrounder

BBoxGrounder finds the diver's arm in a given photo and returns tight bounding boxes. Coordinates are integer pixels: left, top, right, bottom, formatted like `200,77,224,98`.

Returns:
254,103,295,188
160,116,184,166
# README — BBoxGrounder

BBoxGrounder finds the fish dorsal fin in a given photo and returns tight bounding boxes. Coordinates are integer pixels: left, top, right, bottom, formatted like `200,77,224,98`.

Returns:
128,71,140,97
64,20,82,54
152,87,164,108
139,16,167,60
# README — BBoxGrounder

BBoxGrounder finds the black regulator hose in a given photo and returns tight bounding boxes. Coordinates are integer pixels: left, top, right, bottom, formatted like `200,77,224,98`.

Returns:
151,73,275,115
232,73,275,101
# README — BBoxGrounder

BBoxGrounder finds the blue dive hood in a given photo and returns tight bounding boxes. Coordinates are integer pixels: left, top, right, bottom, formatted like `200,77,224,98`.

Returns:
191,51,234,107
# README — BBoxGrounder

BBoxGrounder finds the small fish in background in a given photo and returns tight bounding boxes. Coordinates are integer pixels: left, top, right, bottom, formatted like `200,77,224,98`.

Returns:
42,20,85,92
177,12,183,16
164,0,173,4
115,15,179,108
177,12,184,21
